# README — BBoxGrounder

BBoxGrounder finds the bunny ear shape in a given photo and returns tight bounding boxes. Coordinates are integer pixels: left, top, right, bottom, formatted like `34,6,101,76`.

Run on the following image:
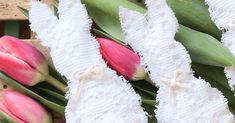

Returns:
29,1,59,47
30,1,148,123
30,0,102,77
120,0,235,122
57,0,80,19
58,0,92,28
205,0,235,92
145,0,178,37
119,7,147,50
120,0,191,83
205,0,235,30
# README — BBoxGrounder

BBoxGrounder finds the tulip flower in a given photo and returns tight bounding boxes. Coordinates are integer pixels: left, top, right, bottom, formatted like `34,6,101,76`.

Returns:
97,38,147,81
0,90,52,123
0,36,66,92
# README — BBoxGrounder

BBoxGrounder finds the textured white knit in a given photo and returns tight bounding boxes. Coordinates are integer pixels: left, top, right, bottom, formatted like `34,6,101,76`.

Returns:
119,0,235,122
205,0,235,93
29,0,147,123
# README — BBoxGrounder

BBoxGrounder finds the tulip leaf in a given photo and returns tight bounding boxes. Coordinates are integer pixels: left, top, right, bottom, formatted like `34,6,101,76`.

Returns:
130,80,157,97
28,86,67,106
0,120,8,123
93,28,124,44
134,88,157,122
0,112,17,123
0,72,65,115
142,100,157,107
54,0,59,6
176,25,235,67
134,88,154,101
35,81,65,96
131,83,156,106
142,103,157,123
36,87,67,103
4,21,19,38
49,66,67,85
166,0,221,39
133,85,155,97
17,6,29,17
82,0,145,41
82,0,235,67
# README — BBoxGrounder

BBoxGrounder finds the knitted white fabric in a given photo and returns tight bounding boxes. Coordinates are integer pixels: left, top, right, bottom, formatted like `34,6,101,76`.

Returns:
119,0,235,122
205,0,235,92
29,0,147,123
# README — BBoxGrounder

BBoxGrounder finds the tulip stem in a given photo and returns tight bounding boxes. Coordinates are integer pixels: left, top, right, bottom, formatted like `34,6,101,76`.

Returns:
45,75,66,93
144,75,155,86
0,112,17,123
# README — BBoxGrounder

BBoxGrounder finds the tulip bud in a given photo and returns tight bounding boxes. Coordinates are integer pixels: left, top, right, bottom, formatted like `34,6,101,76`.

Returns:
0,36,66,93
97,38,146,80
0,36,48,86
0,90,52,123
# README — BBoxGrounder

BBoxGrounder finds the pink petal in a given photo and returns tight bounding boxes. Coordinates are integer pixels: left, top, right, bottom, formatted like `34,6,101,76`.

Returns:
0,102,25,123
0,52,38,85
97,38,140,79
0,36,48,74
2,90,51,123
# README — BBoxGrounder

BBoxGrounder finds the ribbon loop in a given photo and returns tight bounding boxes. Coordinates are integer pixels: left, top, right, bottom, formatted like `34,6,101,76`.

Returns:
71,62,106,102
161,69,192,105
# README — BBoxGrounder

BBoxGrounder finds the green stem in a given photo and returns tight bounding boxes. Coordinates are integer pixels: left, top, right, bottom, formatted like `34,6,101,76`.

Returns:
144,75,155,86
45,75,66,93
0,112,17,123
142,100,157,107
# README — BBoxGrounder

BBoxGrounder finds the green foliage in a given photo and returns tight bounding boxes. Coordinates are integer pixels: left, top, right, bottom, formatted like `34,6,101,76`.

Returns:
82,0,235,67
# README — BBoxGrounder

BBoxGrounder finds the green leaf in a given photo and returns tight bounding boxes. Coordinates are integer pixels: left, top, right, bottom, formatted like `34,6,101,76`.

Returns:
17,6,29,17
134,87,155,101
49,66,67,85
27,86,67,106
93,28,124,44
0,112,17,123
35,80,65,95
142,100,157,107
52,2,59,17
130,80,157,122
130,80,157,97
131,81,157,122
4,21,19,38
166,0,221,39
176,25,235,67
82,0,145,41
82,0,235,67
0,72,65,115
36,87,67,103
142,103,157,123
54,0,59,6
0,120,8,123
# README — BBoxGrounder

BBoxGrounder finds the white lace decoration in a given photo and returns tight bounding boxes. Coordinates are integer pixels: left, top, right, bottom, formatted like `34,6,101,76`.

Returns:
205,0,235,93
119,0,235,122
161,69,191,105
29,0,148,122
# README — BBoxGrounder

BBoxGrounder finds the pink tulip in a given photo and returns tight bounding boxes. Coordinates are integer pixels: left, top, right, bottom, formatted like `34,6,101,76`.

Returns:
0,36,48,86
97,38,146,80
0,90,52,123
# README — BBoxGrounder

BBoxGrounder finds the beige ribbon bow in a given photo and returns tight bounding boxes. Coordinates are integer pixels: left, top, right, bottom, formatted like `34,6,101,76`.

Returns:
72,62,106,102
161,69,192,105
